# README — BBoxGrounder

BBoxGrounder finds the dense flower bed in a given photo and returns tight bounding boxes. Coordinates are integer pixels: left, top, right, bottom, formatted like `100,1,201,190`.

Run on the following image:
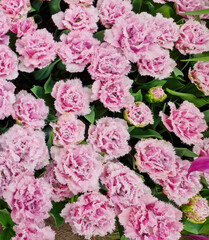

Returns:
0,0,209,239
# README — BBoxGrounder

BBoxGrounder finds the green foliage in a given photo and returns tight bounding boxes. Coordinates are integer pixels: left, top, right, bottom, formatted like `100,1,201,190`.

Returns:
175,148,198,158
130,128,163,139
48,0,61,14
0,228,15,240
32,59,61,81
44,75,56,94
50,201,67,227
166,88,209,107
84,106,95,124
131,89,143,102
179,8,209,15
94,30,105,42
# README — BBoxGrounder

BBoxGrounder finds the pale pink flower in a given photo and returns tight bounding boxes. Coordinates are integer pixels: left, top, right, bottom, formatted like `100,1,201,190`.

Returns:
12,90,49,129
176,20,209,55
12,223,55,240
3,173,52,224
182,195,209,223
137,44,176,80
16,29,56,72
88,43,131,81
189,61,209,96
52,145,103,195
161,157,202,206
0,125,49,171
0,79,16,119
0,0,31,19
52,5,98,33
124,102,154,127
11,17,37,38
100,162,151,215
91,76,134,112
104,13,154,62
50,114,85,147
97,0,132,28
63,0,94,5
0,151,24,198
193,138,209,157
44,162,73,202
56,31,99,73
135,139,176,181
119,195,183,240
51,79,91,116
0,12,10,45
61,192,116,239
0,45,18,80
175,0,209,19
160,101,208,145
87,117,131,160
151,13,180,49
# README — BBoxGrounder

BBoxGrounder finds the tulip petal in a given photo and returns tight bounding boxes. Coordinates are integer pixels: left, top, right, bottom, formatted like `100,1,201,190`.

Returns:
188,235,209,240
187,156,209,177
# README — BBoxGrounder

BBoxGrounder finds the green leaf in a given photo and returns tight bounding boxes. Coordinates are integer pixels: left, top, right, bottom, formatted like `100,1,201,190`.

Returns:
132,89,143,102
141,79,167,89
120,235,130,240
31,86,45,99
128,126,135,133
69,195,79,203
32,59,61,81
164,78,185,90
44,75,56,94
130,128,162,139
0,228,15,240
175,148,198,158
0,209,15,228
31,0,43,12
153,4,175,18
182,56,209,62
94,30,105,42
179,8,209,15
49,201,67,227
48,0,61,14
204,110,209,123
132,0,143,13
199,218,209,234
84,106,95,124
0,200,9,210
183,219,204,234
166,88,209,108
99,152,105,157
174,67,184,77
47,113,58,123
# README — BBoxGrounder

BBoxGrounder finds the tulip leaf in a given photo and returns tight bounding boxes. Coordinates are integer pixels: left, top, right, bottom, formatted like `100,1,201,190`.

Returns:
94,30,105,42
166,88,209,108
179,8,209,15
49,201,67,227
48,0,61,14
84,106,95,124
175,148,198,158
32,59,61,81
44,75,56,94
130,128,162,139
0,209,15,228
0,228,15,240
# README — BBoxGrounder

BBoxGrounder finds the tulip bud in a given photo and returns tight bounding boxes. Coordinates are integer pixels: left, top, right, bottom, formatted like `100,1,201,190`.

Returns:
146,86,167,103
182,195,209,224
